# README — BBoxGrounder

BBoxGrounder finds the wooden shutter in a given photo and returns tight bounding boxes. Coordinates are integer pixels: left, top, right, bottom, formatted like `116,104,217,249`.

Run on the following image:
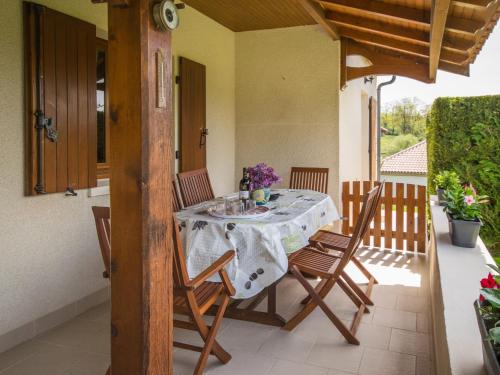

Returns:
24,2,97,195
179,57,207,172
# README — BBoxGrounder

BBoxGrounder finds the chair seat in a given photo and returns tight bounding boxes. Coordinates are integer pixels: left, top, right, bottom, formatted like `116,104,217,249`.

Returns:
174,282,223,314
310,230,350,250
289,248,341,279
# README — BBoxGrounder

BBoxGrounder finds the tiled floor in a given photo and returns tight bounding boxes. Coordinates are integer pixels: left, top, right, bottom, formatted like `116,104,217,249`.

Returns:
0,249,433,375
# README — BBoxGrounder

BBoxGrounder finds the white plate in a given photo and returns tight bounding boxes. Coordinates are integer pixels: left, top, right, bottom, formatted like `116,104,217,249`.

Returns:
207,206,270,219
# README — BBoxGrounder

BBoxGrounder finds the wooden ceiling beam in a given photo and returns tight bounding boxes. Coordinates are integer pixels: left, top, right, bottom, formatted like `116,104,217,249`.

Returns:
346,39,470,79
429,0,452,81
326,11,475,50
453,0,494,7
338,26,468,63
297,0,340,40
91,0,129,6
319,0,483,34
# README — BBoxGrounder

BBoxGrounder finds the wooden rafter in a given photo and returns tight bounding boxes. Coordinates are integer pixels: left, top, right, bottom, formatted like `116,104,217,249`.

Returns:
454,0,494,7
345,40,433,83
325,11,475,50
297,0,340,40
320,0,483,34
429,0,452,80
344,39,469,83
338,25,468,63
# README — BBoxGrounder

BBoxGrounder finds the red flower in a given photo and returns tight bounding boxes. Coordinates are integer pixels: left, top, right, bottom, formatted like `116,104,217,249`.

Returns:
481,273,498,289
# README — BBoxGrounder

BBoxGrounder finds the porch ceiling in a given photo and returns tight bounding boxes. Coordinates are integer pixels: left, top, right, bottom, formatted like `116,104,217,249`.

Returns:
183,0,500,83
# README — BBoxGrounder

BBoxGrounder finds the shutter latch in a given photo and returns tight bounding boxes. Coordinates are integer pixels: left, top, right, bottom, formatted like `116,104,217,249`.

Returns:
35,110,58,142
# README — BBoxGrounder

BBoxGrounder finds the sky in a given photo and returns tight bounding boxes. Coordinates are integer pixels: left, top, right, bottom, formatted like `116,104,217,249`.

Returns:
379,26,500,106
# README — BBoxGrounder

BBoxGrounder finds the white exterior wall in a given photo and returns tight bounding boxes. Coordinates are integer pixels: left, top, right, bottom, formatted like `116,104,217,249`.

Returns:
381,174,428,188
339,74,377,186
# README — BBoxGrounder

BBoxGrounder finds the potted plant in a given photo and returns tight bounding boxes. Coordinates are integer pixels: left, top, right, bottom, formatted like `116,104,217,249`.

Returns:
475,259,500,375
247,163,282,206
443,184,488,248
434,170,461,206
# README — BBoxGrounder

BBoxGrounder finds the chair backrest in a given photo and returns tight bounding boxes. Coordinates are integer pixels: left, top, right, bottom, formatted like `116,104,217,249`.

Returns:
289,167,329,194
91,180,183,279
92,206,111,278
172,218,191,290
172,179,184,213
338,185,381,272
177,168,215,207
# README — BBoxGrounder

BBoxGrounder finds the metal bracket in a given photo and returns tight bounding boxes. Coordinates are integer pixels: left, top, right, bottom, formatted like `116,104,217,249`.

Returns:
35,110,58,142
65,187,77,196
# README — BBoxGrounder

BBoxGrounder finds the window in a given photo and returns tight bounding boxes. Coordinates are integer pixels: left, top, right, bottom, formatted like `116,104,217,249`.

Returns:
96,38,110,180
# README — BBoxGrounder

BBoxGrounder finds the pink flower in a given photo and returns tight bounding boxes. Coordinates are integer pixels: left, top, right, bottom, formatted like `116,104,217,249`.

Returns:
464,195,475,206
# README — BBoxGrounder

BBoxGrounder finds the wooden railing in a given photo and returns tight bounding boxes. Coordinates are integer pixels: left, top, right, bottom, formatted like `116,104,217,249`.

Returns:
342,181,427,253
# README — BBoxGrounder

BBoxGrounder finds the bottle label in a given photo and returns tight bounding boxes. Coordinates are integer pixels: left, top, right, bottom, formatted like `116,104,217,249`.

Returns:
239,191,249,199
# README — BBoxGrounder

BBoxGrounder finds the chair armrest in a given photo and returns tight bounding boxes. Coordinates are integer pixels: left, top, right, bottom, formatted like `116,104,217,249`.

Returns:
187,250,236,293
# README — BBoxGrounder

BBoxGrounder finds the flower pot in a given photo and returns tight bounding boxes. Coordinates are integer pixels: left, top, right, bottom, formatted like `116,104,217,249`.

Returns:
447,212,482,248
474,300,500,375
437,188,446,206
252,188,270,206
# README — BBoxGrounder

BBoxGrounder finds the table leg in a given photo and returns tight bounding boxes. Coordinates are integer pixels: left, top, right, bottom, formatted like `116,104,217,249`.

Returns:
207,281,286,327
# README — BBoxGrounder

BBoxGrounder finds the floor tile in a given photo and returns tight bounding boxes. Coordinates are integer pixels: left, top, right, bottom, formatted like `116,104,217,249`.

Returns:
389,329,430,357
258,329,316,362
356,323,391,350
359,347,416,375
207,350,275,375
397,295,429,314
416,355,433,375
218,320,277,354
268,359,328,375
306,334,364,373
417,312,430,333
372,307,417,331
0,340,44,372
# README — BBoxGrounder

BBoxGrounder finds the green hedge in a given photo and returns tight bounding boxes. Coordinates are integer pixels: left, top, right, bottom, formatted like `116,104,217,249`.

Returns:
427,95,500,255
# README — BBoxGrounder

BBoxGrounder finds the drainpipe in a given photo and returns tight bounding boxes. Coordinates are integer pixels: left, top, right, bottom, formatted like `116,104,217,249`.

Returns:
376,76,396,180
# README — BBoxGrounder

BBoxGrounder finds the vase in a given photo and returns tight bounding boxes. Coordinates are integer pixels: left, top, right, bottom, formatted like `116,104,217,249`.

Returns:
447,212,482,248
252,188,270,206
474,300,500,375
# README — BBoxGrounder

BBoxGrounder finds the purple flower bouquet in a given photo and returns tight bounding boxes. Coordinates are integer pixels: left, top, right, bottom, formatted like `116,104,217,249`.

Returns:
247,163,282,190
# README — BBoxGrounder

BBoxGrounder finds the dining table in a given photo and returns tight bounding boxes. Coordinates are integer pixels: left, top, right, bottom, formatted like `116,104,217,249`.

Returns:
175,188,340,326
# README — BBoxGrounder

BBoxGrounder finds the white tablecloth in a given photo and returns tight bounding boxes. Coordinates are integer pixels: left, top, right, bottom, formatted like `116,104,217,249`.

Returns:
175,189,339,299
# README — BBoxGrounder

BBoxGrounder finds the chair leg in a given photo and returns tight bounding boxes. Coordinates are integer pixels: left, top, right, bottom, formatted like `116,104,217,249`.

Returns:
287,266,359,345
300,278,327,305
351,256,378,285
191,297,231,372
341,271,374,306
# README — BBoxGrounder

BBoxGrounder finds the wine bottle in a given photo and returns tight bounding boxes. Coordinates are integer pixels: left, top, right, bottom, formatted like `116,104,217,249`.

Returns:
239,167,250,204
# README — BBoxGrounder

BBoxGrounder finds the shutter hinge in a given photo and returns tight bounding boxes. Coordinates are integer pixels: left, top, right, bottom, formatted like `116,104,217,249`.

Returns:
175,150,180,160
175,75,180,84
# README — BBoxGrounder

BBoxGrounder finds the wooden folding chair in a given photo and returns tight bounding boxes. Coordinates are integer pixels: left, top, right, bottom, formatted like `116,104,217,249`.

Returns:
177,168,215,207
309,182,385,306
172,218,236,375
172,178,184,212
283,186,380,345
289,167,329,194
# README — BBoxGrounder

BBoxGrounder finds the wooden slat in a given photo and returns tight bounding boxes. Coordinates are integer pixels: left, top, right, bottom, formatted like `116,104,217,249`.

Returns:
55,14,68,192
363,181,372,245
86,26,97,188
352,181,361,235
373,181,382,248
77,22,89,189
417,185,427,253
297,0,340,40
66,20,79,189
342,181,350,235
108,0,174,372
384,182,393,249
43,8,57,193
395,183,405,249
429,0,452,80
407,184,416,251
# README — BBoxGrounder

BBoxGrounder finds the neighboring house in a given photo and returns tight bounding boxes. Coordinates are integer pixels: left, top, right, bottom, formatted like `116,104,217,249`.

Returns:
381,140,427,186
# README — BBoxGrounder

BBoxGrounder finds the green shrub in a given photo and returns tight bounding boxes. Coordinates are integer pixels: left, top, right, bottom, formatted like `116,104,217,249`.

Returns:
434,170,461,191
427,95,500,255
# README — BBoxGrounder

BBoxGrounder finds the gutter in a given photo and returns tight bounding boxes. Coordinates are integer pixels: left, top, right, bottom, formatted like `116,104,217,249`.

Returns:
376,76,396,179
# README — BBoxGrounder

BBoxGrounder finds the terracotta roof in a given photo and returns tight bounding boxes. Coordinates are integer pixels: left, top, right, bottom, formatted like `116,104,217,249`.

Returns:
381,140,427,175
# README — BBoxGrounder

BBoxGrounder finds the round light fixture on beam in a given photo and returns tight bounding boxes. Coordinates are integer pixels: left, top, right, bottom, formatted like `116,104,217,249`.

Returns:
346,54,373,68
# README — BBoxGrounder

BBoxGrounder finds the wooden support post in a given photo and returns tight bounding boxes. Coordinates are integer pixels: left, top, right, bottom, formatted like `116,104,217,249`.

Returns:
108,0,173,374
